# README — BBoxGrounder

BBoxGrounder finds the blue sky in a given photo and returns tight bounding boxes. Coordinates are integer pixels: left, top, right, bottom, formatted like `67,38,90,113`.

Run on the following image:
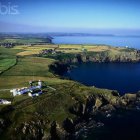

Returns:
0,0,140,34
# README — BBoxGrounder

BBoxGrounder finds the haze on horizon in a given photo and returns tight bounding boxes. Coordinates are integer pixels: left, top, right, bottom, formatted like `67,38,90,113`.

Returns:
0,0,140,35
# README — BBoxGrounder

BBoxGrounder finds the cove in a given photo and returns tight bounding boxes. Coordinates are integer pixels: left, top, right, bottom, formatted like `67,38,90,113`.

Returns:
64,62,140,95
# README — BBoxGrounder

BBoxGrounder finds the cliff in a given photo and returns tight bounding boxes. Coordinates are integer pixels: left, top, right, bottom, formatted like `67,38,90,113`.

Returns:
49,50,140,75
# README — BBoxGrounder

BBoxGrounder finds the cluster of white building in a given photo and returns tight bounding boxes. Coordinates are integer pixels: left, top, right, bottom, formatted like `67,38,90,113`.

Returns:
0,80,53,105
10,80,43,97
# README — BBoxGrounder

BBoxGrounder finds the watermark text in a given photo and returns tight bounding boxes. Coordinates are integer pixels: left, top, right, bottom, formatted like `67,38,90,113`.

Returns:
0,2,20,15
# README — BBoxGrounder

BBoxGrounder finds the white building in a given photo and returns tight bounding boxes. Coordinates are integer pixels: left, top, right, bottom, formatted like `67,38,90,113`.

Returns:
0,99,11,105
10,86,43,97
10,87,29,96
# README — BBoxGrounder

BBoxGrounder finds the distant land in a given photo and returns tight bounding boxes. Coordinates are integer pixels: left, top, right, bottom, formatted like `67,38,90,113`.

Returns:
1,32,140,38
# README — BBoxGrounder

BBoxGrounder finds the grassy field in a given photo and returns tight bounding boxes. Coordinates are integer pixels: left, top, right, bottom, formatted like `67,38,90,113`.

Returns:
0,45,70,102
0,47,21,74
2,57,54,76
0,58,16,74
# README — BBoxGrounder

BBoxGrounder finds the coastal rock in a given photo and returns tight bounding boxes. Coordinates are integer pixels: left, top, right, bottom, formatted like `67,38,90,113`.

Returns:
69,103,86,116
62,118,75,133
49,62,70,75
115,98,128,107
123,94,137,102
84,96,96,117
100,104,115,113
0,118,6,134
111,91,120,97
115,94,137,107
14,120,45,140
0,118,5,127
94,98,102,109
49,121,60,140
49,121,67,140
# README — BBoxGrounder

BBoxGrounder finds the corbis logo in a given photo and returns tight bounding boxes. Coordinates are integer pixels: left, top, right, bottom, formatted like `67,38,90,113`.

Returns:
0,2,19,15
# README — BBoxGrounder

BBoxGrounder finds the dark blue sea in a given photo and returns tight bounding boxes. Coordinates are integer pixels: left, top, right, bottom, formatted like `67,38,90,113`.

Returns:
53,35,140,49
64,63,140,94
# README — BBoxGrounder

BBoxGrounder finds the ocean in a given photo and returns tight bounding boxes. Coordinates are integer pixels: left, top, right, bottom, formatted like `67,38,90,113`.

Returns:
64,62,140,94
53,35,140,49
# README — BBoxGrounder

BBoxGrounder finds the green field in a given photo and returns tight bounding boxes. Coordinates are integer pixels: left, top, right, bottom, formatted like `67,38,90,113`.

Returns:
0,58,16,74
0,47,21,74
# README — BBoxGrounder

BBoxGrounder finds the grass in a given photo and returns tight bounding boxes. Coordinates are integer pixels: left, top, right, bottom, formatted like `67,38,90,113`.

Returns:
0,58,16,74
0,47,22,55
2,57,55,77
0,76,70,90
0,47,21,74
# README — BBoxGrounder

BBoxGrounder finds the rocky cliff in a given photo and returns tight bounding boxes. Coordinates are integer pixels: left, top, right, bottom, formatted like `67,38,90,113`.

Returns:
49,50,140,75
1,82,140,140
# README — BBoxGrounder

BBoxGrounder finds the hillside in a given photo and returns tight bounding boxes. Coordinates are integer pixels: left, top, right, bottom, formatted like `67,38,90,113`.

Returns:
0,45,140,140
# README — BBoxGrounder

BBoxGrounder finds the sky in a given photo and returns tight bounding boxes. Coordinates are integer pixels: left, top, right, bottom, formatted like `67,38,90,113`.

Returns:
0,0,140,34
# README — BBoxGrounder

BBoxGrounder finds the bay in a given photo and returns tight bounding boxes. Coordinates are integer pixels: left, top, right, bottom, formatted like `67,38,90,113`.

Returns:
64,62,140,94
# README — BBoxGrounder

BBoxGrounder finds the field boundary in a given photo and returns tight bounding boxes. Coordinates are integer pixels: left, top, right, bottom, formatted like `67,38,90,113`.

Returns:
0,56,18,76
